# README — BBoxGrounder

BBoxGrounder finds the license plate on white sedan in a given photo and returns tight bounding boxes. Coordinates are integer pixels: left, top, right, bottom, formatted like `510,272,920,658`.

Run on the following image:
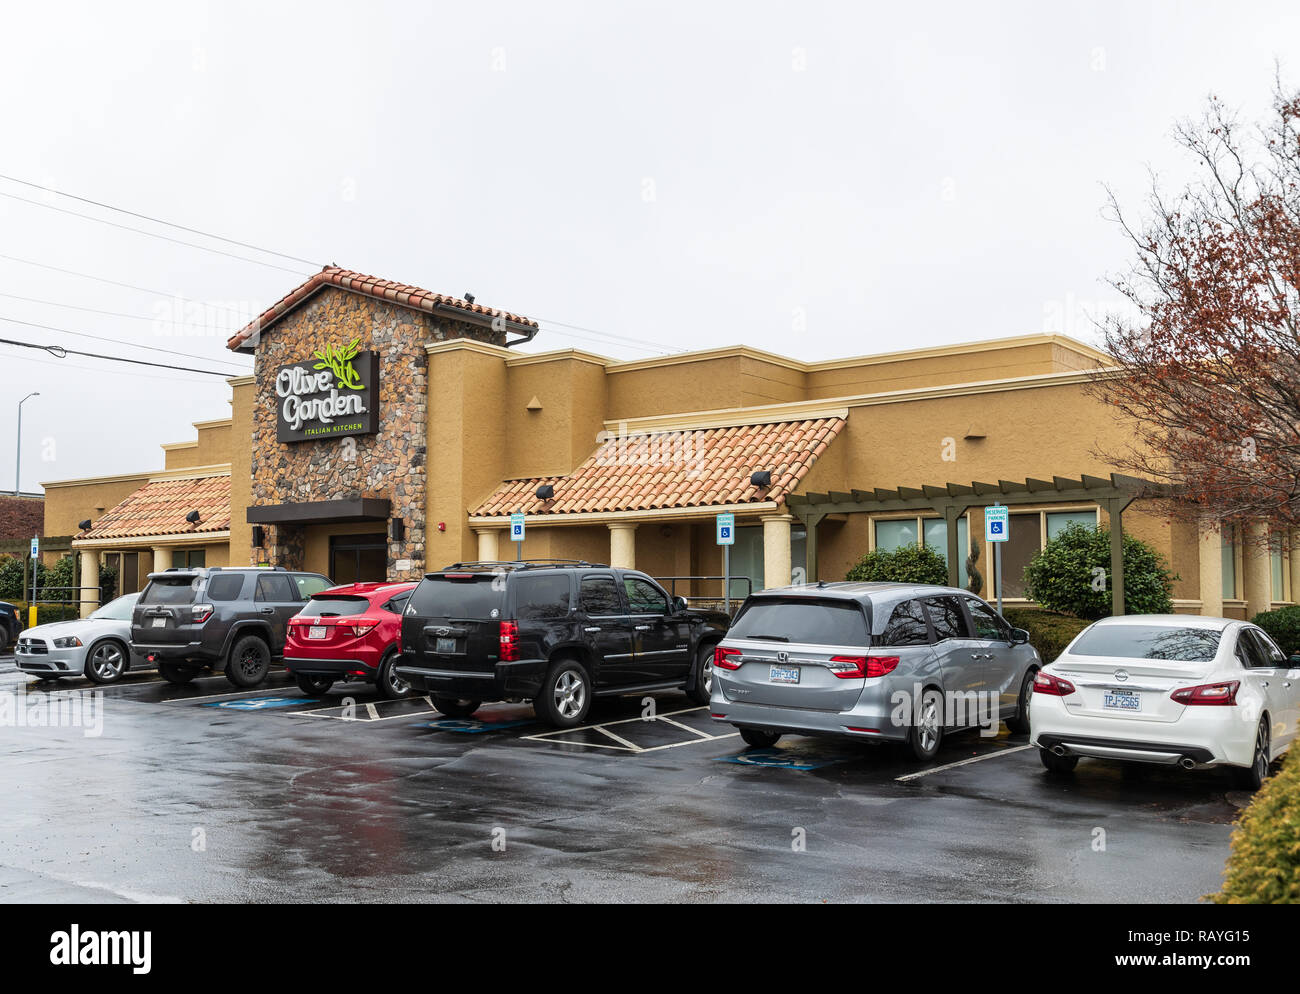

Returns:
307,626,328,640
151,617,166,628
769,665,800,685
436,637,456,654
1103,690,1141,712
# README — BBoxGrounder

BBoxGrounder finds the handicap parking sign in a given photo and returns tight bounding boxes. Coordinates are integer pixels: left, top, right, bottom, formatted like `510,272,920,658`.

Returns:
716,512,735,546
984,504,1009,543
510,512,526,542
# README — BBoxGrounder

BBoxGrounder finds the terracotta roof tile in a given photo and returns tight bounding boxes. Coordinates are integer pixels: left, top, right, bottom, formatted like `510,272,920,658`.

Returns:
81,476,231,541
226,266,538,350
469,417,846,517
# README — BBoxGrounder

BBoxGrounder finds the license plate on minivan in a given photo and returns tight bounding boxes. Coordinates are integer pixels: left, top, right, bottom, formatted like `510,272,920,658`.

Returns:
1104,690,1141,712
436,637,456,654
769,665,800,685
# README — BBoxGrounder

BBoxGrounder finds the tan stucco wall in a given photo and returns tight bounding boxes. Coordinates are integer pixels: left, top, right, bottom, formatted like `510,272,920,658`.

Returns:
163,421,231,471
228,380,254,564
42,474,152,538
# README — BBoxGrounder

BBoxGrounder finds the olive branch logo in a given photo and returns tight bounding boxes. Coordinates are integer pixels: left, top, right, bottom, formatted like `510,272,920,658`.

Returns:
313,337,364,390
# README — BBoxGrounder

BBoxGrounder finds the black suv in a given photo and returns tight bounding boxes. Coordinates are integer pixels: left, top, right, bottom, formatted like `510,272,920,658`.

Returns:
396,561,730,727
131,566,332,687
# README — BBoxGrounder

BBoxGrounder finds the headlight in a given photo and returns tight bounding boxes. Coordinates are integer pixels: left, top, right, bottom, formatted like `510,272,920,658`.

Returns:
53,636,83,648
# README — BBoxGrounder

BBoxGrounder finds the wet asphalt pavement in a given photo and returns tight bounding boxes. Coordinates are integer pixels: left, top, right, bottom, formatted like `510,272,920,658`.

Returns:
0,653,1239,903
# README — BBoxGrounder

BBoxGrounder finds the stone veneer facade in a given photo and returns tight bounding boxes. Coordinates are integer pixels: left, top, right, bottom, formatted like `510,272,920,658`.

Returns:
247,286,504,579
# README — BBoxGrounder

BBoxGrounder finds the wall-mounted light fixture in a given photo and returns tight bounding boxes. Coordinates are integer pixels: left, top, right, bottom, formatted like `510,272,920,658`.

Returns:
390,518,405,542
750,470,772,488
252,525,265,547
185,510,202,524
77,519,92,532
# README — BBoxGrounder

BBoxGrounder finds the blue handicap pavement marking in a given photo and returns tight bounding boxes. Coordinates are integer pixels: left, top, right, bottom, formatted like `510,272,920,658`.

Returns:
202,697,310,711
409,717,536,733
716,747,848,771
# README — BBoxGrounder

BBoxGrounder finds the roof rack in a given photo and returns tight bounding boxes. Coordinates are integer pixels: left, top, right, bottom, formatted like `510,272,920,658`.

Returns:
436,559,608,572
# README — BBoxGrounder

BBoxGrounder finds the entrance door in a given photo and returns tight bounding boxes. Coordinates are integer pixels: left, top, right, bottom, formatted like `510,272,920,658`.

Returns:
329,534,388,584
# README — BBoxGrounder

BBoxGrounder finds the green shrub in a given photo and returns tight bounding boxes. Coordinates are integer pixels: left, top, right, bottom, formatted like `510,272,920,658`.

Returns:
1001,606,1091,663
1023,522,1176,620
1213,751,1300,903
847,543,950,585
1251,606,1300,658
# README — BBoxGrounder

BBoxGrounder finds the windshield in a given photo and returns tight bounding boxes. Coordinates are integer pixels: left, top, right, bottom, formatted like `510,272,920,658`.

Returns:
1069,624,1222,662
90,593,140,621
729,598,870,646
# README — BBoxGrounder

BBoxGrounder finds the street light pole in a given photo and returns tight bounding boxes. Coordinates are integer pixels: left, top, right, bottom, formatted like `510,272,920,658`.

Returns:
14,391,39,497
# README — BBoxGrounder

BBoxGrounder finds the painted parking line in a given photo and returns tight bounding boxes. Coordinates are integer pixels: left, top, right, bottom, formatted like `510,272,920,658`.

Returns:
521,705,739,754
894,743,1033,782
287,696,442,723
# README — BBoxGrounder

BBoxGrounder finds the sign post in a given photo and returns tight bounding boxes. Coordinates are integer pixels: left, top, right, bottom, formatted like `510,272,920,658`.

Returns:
509,513,526,562
984,505,1009,616
28,535,39,628
716,513,735,615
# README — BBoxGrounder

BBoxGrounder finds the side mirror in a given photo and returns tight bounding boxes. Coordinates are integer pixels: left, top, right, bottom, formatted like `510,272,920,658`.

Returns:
1010,628,1031,645
672,596,688,614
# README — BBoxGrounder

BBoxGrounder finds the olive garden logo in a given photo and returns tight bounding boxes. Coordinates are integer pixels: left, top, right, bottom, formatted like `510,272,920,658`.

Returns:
273,338,380,443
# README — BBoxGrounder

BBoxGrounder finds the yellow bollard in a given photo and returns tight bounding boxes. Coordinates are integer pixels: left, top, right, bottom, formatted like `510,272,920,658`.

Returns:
28,605,38,629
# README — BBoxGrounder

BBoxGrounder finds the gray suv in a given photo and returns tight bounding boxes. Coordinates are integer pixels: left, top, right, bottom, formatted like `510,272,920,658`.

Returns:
131,567,332,687
710,582,1041,760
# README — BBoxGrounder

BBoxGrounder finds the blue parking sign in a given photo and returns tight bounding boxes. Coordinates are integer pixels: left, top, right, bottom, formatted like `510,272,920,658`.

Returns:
509,512,526,542
716,513,735,546
985,505,1009,543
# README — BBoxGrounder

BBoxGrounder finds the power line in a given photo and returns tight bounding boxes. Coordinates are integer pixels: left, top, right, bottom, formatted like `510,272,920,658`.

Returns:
0,290,231,331
4,347,226,385
0,315,251,370
0,173,322,267
0,335,243,377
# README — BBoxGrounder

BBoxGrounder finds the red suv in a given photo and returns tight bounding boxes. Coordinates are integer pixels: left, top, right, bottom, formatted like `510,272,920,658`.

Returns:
284,581,418,699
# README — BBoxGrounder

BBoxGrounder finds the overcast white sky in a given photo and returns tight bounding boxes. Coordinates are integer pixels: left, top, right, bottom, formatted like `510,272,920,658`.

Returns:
2,0,1298,494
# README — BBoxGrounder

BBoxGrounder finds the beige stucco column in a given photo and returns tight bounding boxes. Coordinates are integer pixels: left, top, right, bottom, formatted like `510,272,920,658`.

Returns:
475,528,502,563
1243,519,1272,619
1289,529,1300,606
762,514,794,590
1197,519,1224,618
78,549,100,619
152,546,170,576
609,523,636,570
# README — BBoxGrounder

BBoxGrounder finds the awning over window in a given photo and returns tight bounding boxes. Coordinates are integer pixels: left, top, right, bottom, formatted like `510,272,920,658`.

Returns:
81,476,231,540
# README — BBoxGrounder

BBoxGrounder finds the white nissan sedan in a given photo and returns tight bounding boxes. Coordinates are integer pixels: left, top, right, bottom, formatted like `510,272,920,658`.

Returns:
1029,615,1298,790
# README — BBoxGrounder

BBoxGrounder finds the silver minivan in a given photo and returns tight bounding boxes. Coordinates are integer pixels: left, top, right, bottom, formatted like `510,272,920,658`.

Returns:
709,582,1041,760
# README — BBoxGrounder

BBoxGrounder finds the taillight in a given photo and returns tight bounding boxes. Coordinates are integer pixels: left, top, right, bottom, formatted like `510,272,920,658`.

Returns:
191,603,213,624
1171,680,1239,706
1033,671,1076,696
826,655,899,679
713,645,742,670
350,624,376,638
499,620,519,661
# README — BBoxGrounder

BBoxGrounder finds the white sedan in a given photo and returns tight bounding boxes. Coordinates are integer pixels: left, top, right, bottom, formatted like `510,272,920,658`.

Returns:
15,592,142,685
1029,614,1298,790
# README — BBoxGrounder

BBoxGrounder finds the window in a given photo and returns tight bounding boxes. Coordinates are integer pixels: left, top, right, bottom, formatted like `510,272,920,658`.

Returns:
514,573,572,621
294,574,331,599
965,598,1008,640
383,592,411,615
1271,536,1286,603
880,600,930,646
873,516,969,585
875,519,919,553
255,574,297,603
730,598,870,646
303,595,370,617
624,576,669,615
206,573,245,602
140,576,197,605
174,548,206,569
1222,531,1237,601
1046,512,1096,540
579,575,624,616
409,575,503,618
1244,628,1285,667
923,596,970,641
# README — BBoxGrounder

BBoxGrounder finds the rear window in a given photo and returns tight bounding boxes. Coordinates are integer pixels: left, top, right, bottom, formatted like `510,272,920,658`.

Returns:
140,577,199,605
410,574,505,619
729,598,869,646
1070,625,1222,662
304,595,371,617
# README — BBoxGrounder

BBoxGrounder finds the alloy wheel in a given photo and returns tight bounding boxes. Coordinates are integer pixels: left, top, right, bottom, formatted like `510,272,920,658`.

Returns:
919,697,941,752
554,670,586,720
91,643,123,680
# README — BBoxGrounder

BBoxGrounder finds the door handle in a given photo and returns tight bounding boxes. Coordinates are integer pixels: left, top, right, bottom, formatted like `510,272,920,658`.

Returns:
1261,681,1270,688
584,626,601,633
634,624,651,631
259,608,275,615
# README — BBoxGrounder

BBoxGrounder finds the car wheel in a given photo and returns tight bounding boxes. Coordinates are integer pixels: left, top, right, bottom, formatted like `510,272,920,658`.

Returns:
294,674,334,697
432,695,481,719
226,636,271,688
1232,718,1271,792
84,640,127,685
739,727,781,748
376,650,413,700
1006,668,1036,735
907,687,944,761
158,662,197,685
686,644,715,706
535,658,592,728
1039,747,1079,774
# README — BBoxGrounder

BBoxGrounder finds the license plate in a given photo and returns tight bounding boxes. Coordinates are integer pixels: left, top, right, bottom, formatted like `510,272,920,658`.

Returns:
307,626,328,640
1103,690,1141,711
769,664,800,685
151,617,166,628
436,637,457,654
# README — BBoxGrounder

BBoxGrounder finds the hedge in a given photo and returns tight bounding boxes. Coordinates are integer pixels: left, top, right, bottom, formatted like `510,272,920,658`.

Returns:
1213,750,1300,903
1001,606,1091,664
1023,522,1176,620
1251,606,1300,658
846,544,950,585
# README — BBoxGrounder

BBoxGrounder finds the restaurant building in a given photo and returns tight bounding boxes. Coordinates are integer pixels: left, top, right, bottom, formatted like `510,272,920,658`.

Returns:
40,266,1298,620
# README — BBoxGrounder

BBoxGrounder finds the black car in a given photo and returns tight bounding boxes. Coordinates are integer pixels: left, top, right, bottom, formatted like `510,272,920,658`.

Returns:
0,601,20,648
131,566,332,687
396,561,729,727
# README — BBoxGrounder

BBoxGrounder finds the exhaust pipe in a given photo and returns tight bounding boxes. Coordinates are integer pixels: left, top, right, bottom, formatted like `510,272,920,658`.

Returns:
1180,757,1196,770
1052,745,1068,757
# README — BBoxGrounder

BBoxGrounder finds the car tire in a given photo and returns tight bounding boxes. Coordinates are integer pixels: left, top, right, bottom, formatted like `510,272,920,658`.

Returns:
294,674,334,697
1232,718,1271,792
1006,668,1037,735
158,662,197,685
535,657,592,728
432,695,482,719
739,727,781,749
686,643,715,706
906,687,945,761
84,639,128,685
376,650,413,700
1039,747,1079,774
226,635,271,688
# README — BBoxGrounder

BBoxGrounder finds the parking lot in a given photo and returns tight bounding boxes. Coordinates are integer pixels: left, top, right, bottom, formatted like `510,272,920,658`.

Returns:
0,651,1239,903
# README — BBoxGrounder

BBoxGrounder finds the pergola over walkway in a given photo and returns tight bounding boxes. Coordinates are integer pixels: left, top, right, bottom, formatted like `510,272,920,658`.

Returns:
787,473,1177,616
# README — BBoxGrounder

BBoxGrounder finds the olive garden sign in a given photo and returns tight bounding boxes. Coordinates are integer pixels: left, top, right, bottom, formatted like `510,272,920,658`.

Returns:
274,338,381,443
